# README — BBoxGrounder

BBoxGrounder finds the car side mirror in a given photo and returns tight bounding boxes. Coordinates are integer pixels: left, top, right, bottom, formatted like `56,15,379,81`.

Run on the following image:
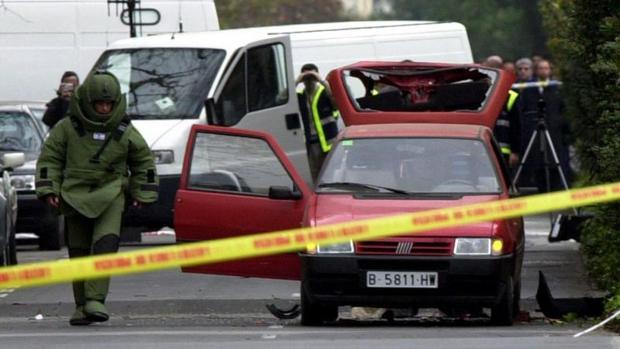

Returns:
268,186,302,200
2,152,25,172
205,98,217,125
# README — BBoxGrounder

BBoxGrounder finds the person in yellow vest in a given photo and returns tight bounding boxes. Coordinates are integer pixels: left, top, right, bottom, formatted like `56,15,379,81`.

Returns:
483,56,523,168
296,63,340,180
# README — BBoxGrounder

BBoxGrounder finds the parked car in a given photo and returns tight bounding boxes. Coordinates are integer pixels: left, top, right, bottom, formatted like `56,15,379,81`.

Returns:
0,101,48,134
0,104,64,250
1,152,25,265
173,62,525,326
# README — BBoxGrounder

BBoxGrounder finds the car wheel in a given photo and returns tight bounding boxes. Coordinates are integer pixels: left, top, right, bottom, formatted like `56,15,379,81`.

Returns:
490,276,514,326
300,282,338,326
39,216,65,251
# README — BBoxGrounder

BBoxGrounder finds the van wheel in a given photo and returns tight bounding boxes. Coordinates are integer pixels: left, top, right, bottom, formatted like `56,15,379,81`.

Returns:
39,216,64,251
491,276,514,326
300,283,338,326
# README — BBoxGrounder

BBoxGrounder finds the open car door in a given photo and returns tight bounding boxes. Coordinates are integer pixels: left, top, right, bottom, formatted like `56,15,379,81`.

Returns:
326,61,515,128
174,125,312,280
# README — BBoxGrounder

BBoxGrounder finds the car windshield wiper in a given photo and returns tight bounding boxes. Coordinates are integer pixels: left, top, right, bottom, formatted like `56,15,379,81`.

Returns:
317,182,410,195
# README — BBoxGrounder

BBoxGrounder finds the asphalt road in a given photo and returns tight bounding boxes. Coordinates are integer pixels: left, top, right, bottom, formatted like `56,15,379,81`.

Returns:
0,215,616,348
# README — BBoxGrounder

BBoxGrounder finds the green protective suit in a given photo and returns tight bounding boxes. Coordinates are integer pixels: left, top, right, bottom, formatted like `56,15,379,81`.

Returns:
35,71,158,317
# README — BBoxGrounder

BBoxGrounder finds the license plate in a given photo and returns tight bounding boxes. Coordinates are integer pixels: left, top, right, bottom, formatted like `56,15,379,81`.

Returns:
366,271,438,288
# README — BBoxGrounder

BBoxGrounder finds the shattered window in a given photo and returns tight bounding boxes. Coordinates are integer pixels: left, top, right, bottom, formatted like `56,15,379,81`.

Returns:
343,67,497,112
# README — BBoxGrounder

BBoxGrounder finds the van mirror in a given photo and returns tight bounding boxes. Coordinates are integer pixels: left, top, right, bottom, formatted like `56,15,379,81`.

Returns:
1,152,25,171
205,98,217,125
268,186,302,200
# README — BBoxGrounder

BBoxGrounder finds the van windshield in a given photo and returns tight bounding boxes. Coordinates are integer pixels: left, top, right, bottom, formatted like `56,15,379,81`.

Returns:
94,48,225,120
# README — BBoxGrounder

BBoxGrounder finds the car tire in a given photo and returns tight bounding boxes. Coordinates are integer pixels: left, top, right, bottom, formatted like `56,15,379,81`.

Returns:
300,282,338,326
39,216,65,251
490,276,514,326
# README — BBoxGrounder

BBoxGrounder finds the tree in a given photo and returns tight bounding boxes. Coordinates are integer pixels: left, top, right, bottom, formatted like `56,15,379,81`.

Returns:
540,0,620,314
216,0,345,29
377,0,548,61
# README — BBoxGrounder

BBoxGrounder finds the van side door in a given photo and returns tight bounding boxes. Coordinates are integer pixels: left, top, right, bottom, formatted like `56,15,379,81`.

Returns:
207,35,312,185
174,125,313,280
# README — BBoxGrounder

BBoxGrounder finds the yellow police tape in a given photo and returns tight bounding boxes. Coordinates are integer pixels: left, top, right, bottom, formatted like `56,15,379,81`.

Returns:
2,182,620,289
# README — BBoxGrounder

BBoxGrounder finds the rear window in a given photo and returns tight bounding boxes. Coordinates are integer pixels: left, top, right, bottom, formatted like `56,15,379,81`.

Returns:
318,137,501,195
343,67,497,113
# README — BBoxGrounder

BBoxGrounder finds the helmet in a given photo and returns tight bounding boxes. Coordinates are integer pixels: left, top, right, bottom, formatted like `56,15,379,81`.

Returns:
78,71,122,118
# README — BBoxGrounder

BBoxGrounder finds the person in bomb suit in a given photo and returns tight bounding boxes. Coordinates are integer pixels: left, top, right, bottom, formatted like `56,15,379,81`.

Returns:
35,71,158,325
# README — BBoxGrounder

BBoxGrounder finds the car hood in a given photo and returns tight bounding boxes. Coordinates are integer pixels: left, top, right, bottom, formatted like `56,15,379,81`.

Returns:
311,194,501,237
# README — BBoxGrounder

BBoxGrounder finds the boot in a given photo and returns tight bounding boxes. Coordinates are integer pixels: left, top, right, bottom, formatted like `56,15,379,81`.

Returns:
84,300,109,322
69,306,92,326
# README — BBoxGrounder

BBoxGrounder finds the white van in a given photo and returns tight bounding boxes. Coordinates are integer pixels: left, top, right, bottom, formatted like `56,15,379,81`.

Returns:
89,20,474,230
0,0,219,101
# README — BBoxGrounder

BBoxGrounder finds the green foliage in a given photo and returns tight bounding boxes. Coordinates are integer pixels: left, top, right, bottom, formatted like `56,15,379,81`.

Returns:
540,0,620,316
376,0,547,60
216,0,345,29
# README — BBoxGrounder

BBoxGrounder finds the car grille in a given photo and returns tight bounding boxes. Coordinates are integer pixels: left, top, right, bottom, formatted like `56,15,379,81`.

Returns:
356,237,453,256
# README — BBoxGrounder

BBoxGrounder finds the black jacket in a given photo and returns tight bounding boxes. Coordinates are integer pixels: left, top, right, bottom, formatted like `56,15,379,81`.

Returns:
42,97,70,128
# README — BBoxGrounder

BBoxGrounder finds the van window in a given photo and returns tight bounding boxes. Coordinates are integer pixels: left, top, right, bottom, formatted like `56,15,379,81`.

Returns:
215,54,247,126
188,132,294,196
215,43,288,126
247,44,288,112
94,48,225,120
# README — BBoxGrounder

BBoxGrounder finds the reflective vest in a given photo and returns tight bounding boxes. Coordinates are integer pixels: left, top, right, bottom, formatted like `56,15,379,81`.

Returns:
495,90,519,155
298,84,339,153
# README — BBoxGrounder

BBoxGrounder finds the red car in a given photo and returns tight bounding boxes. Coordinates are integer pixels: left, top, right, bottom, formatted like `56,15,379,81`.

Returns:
174,62,524,326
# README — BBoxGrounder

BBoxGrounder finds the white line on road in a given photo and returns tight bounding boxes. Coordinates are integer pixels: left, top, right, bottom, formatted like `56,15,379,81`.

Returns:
0,328,589,339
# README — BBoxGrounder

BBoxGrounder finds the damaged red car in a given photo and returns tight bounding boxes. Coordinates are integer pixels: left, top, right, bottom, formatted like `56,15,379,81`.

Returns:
174,61,524,326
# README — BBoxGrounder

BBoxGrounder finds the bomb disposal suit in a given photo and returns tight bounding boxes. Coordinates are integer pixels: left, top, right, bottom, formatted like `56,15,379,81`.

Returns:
35,72,158,325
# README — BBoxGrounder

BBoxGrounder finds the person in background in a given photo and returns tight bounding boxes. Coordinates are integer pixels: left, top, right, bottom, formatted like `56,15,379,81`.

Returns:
518,59,572,191
483,55,522,169
502,60,516,77
42,71,80,128
296,63,340,181
515,58,535,83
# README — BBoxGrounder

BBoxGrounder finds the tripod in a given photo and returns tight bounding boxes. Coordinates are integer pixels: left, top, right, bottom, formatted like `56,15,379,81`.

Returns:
512,99,570,192
512,98,584,241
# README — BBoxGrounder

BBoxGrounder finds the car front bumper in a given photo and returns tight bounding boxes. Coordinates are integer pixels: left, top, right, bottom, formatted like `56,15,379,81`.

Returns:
300,253,515,308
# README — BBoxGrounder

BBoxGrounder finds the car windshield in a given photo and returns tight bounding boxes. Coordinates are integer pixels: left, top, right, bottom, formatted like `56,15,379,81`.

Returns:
344,67,497,112
0,112,42,153
317,138,501,195
94,48,226,120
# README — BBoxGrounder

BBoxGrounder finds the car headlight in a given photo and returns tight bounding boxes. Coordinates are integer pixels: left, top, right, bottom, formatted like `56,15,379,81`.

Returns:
316,240,354,254
10,174,36,191
454,238,491,255
152,150,174,164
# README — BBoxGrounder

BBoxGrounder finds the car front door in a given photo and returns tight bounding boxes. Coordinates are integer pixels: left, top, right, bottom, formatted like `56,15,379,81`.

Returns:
174,125,312,280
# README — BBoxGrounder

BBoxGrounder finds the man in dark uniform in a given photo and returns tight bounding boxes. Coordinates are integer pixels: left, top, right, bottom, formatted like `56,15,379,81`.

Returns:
518,59,571,192
36,71,158,325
